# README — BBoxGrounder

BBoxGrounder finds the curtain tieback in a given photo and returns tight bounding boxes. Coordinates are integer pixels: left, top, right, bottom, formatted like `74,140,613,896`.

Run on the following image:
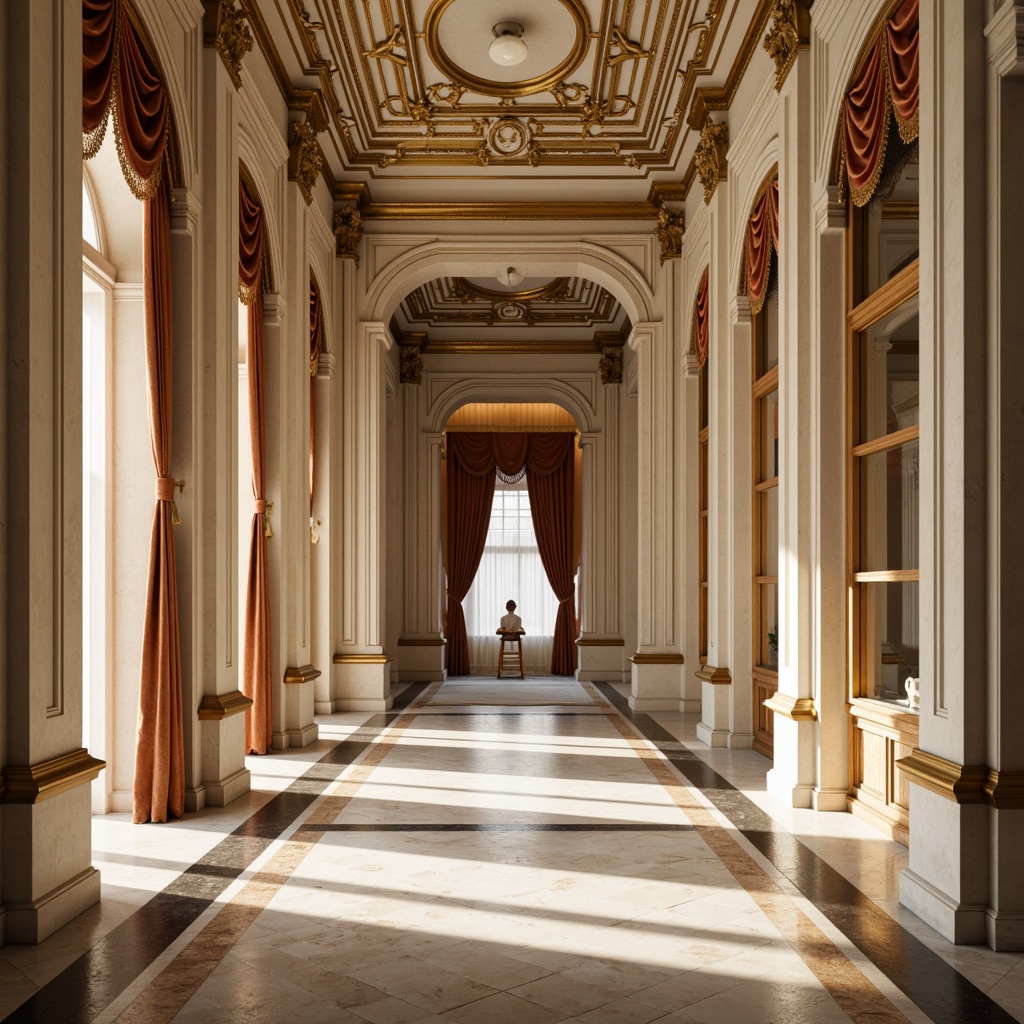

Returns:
254,499,273,538
558,596,574,605
254,498,266,513
156,476,182,526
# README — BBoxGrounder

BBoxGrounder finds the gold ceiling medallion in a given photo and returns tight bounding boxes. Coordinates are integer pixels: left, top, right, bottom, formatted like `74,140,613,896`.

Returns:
288,120,324,205
363,25,408,67
607,27,651,67
488,118,530,157
205,0,252,90
599,343,624,384
426,82,468,108
763,0,810,92
334,207,362,264
423,0,590,99
656,208,685,262
694,114,728,204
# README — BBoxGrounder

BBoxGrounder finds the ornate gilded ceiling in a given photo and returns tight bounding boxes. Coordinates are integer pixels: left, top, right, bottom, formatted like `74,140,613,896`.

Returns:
241,0,772,203
391,275,630,351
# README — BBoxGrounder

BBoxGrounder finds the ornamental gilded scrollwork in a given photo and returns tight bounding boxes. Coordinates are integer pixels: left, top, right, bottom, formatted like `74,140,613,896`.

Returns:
334,207,362,264
399,341,424,385
289,120,324,206
204,0,253,90
694,115,728,205
656,208,685,263
599,344,624,384
762,0,811,92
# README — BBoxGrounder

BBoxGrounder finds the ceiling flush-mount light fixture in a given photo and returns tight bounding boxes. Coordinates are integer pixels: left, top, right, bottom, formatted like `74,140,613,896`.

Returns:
489,22,528,67
497,266,525,287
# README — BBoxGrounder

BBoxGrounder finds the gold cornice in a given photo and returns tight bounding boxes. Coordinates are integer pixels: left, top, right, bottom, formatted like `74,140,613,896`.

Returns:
284,664,322,685
763,0,812,92
896,749,988,804
2,749,106,805
424,340,601,355
695,664,732,684
361,201,660,221
763,693,817,720
197,690,254,721
630,652,685,664
648,181,689,206
881,200,919,220
333,653,392,665
334,182,370,207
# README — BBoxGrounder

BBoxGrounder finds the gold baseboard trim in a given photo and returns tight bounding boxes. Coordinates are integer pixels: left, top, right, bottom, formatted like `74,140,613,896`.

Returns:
630,652,685,665
695,664,732,685
284,664,322,685
2,749,106,805
576,637,625,647
397,637,447,647
197,690,254,721
896,748,988,804
333,653,392,665
762,693,817,721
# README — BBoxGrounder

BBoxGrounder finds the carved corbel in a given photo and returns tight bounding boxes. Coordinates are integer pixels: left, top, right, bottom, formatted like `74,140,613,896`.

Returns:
289,119,324,206
203,0,253,90
694,114,728,205
334,206,362,264
656,207,684,263
399,337,425,385
762,0,812,92
599,343,624,385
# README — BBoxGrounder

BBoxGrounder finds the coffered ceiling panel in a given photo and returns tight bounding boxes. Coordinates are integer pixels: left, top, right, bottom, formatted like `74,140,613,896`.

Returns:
249,0,766,202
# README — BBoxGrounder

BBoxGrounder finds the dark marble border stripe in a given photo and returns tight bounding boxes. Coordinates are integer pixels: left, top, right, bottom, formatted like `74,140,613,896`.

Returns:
2,685,427,1024
304,822,695,832
594,682,1017,1024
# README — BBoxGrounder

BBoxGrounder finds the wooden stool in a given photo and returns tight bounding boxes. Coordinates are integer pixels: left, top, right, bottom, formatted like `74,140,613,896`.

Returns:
497,635,524,679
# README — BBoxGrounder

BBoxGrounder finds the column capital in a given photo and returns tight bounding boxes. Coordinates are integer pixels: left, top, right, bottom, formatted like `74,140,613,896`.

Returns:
986,3,1024,76
170,188,201,234
627,320,661,352
262,292,285,327
316,351,336,379
730,294,752,325
814,185,846,234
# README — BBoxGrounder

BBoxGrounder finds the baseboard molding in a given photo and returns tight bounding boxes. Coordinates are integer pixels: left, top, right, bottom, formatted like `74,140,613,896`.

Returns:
110,789,133,814
628,696,680,712
204,766,251,808
183,785,207,814
900,868,988,945
286,723,319,748
696,722,729,748
3,866,100,944
332,697,394,712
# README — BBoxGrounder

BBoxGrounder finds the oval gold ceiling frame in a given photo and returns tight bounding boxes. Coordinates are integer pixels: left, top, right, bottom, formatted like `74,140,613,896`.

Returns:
423,0,590,99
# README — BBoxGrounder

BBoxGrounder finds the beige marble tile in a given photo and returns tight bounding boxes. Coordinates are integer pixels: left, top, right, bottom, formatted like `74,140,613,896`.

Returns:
510,971,619,1015
348,958,498,1013
441,990,567,1024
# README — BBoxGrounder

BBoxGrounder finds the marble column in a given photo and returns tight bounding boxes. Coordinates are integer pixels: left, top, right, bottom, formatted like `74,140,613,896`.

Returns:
332,312,393,708
681,350,702,715
629,314,684,710
0,0,104,944
763,47,821,808
311,352,336,713
194,46,250,806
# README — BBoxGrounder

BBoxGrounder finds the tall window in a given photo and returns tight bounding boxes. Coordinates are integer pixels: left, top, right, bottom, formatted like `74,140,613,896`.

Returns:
849,151,920,704
464,479,559,637
752,275,779,755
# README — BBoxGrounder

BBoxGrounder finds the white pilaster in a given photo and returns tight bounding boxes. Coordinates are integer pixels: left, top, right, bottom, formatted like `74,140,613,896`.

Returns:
312,352,336,713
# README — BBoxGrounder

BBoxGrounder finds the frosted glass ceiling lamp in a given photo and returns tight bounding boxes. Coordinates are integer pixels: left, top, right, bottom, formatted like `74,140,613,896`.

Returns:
497,266,525,287
489,22,527,67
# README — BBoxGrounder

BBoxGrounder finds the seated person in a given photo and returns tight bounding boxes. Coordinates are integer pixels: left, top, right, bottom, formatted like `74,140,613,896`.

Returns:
496,599,525,636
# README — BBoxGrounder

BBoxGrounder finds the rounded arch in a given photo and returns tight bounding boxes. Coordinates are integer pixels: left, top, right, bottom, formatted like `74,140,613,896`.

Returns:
731,152,779,298
237,155,279,294
427,377,597,434
82,164,104,253
817,0,899,188
363,237,656,330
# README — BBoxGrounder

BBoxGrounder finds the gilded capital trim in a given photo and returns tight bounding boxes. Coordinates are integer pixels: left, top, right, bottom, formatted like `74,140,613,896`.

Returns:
762,693,817,720
333,653,393,665
197,690,254,721
630,652,685,665
2,749,106,805
895,749,988,804
284,664,322,685
695,664,732,685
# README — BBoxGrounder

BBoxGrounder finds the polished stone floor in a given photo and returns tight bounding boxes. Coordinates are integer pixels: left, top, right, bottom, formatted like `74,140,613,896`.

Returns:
3,678,1024,1023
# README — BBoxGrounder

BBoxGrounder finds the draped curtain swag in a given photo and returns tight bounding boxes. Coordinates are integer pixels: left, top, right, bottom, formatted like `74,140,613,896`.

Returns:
445,432,578,676
239,178,273,755
690,268,710,370
83,0,183,822
83,0,170,200
840,0,919,207
744,178,779,315
309,277,324,516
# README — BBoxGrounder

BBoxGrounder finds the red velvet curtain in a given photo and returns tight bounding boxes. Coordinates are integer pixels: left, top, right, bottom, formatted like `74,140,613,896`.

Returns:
82,0,169,199
445,435,498,676
82,2,183,821
240,179,273,754
841,0,919,207
691,268,709,369
745,178,779,315
445,432,577,675
309,277,324,517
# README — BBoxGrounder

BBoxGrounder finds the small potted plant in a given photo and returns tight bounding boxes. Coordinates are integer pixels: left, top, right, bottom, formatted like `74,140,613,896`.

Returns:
767,628,778,668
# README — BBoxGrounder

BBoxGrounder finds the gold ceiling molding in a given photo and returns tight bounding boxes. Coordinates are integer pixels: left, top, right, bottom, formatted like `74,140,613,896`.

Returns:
353,200,660,221
694,114,728,204
407,336,602,355
288,119,325,205
762,0,811,92
446,402,579,431
204,0,254,90
423,0,590,100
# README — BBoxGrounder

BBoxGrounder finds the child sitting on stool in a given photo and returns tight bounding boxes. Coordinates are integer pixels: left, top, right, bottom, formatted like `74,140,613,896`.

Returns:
497,600,525,636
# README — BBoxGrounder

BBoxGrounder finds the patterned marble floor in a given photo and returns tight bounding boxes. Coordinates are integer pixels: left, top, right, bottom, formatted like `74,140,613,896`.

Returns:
3,678,1024,1023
